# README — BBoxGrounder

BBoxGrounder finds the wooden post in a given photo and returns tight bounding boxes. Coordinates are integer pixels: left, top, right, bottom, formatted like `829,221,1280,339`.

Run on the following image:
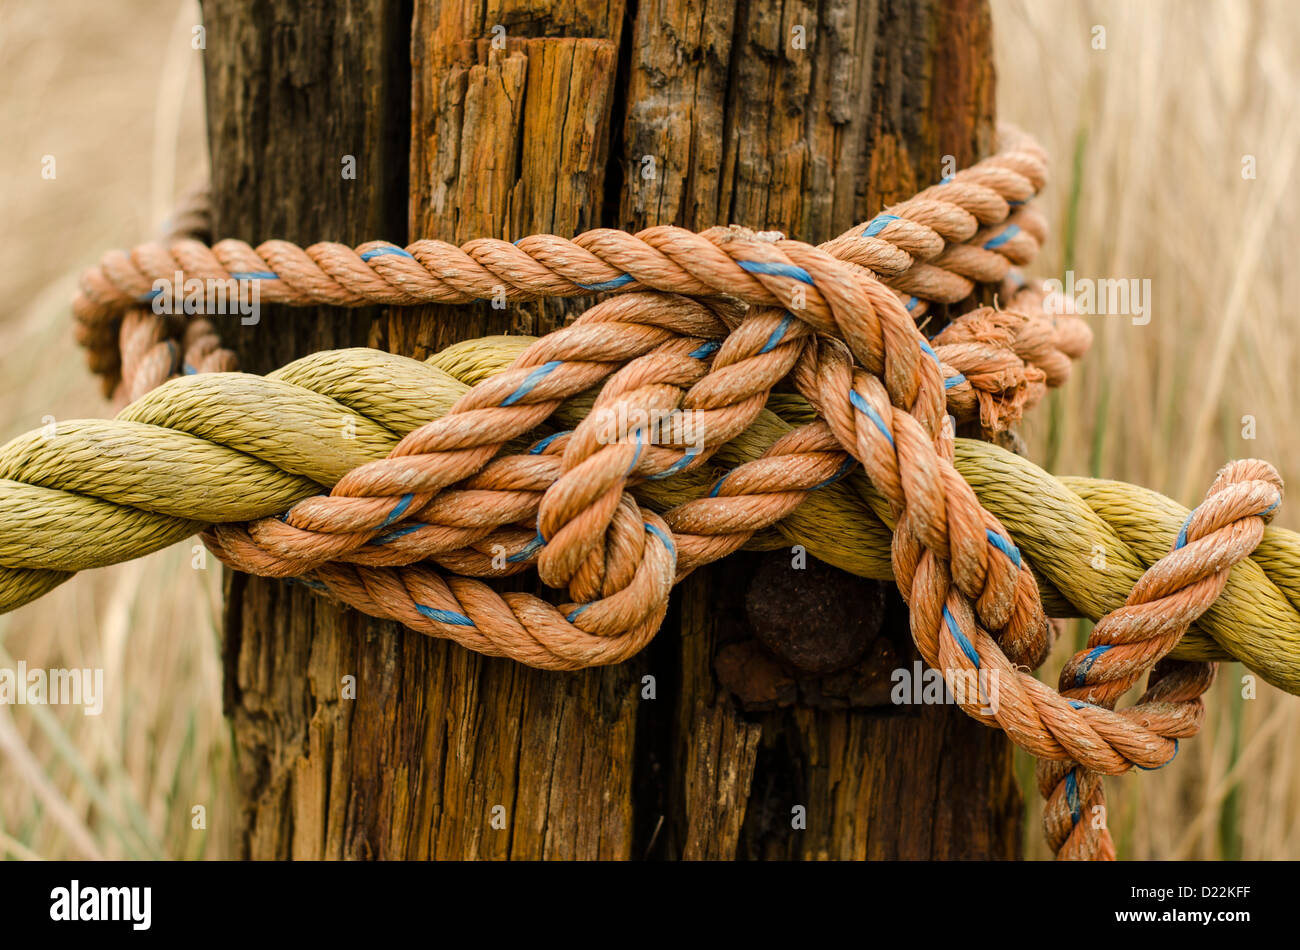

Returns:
203,0,1020,860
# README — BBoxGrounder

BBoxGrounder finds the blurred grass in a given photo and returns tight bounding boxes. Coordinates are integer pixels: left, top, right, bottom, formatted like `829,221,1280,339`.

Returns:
0,0,1296,860
0,0,231,859
995,0,1300,859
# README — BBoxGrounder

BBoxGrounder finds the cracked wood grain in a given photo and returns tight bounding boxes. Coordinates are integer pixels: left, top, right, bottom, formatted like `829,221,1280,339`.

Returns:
207,0,1019,861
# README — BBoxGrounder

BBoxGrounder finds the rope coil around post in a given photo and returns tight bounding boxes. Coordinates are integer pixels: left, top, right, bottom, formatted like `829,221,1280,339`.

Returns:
5,352,1299,683
18,126,1289,859
77,221,1066,679
5,334,1293,775
75,128,1065,410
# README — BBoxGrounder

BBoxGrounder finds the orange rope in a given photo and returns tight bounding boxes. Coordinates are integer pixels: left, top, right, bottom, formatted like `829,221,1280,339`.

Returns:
62,128,1283,860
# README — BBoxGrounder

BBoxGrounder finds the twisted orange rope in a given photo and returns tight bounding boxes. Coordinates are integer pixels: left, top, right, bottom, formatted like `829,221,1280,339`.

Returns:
1038,459,1283,859
100,183,238,406
67,128,1277,861
71,131,1209,773
182,260,1262,777
76,129,1084,424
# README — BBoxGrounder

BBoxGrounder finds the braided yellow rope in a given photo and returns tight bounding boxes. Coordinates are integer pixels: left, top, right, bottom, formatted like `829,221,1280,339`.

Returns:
33,124,1296,861
4,341,1299,693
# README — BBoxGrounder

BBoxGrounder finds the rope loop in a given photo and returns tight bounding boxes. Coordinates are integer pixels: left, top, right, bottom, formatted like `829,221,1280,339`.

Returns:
7,125,1289,859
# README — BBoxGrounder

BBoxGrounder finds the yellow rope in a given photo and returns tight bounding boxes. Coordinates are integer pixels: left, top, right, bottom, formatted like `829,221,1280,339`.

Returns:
2,339,1298,693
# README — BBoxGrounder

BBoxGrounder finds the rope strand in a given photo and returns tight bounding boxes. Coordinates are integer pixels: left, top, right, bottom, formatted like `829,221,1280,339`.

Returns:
38,124,1292,859
1039,459,1282,859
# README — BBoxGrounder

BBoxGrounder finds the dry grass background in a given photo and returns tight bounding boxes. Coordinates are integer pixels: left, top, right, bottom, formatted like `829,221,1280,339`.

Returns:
0,0,1296,859
0,0,228,859
995,0,1300,859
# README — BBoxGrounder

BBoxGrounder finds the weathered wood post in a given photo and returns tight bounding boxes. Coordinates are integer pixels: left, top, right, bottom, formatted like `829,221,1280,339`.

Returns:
203,0,1020,859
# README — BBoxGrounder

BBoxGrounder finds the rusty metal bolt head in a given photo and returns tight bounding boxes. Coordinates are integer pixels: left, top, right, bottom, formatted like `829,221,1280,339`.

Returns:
743,550,888,674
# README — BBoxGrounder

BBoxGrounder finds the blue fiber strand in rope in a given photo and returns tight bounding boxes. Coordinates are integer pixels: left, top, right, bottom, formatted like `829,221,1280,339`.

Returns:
501,360,561,406
983,224,1020,250
1072,644,1113,688
529,430,570,454
1065,769,1082,824
985,528,1022,566
644,521,676,557
377,493,415,529
359,246,414,262
646,446,700,481
576,273,635,292
373,523,425,545
415,603,476,627
943,606,981,666
808,458,857,491
508,533,546,563
736,260,814,285
862,214,900,237
849,390,894,446
758,313,795,354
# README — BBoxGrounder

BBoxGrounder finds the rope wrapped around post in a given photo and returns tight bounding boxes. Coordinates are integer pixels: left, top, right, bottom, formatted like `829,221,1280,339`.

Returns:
5,350,1299,682
15,127,1288,860
74,127,1075,419
20,272,1295,768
